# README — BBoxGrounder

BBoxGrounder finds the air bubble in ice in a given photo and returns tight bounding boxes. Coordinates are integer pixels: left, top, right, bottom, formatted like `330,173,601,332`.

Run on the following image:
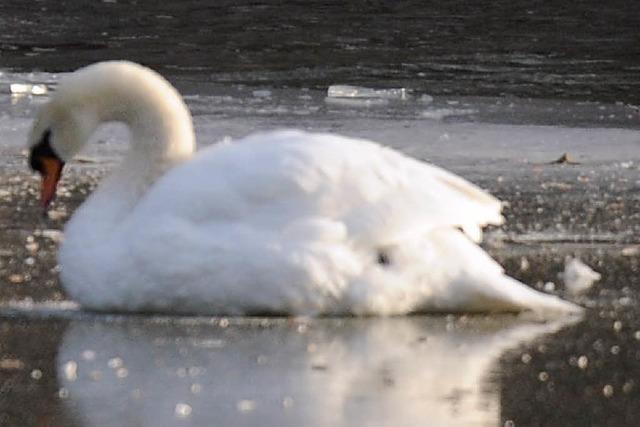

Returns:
108,357,123,368
613,321,623,332
175,403,192,418
81,350,96,361
63,361,78,381
577,355,588,369
282,396,294,408
236,399,256,412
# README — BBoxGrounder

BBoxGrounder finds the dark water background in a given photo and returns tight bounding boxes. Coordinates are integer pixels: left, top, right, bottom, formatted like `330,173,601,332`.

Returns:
1,0,639,102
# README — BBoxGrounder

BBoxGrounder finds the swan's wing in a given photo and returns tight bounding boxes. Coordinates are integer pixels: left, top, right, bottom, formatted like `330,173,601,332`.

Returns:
116,130,580,316
340,157,504,245
131,129,502,244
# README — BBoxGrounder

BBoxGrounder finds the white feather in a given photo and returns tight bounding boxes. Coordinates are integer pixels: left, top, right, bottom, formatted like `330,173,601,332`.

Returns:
29,61,582,316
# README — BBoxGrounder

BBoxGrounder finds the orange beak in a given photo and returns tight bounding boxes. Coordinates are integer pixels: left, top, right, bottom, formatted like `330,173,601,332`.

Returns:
40,157,64,211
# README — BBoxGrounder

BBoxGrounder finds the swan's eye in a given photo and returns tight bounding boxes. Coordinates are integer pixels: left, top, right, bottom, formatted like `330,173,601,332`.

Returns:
29,130,60,174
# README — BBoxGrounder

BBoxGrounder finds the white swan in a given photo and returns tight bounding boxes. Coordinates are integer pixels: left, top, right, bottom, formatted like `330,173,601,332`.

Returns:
27,61,581,316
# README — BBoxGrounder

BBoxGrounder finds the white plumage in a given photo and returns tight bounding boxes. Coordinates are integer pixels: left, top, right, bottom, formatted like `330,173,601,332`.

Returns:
28,61,581,316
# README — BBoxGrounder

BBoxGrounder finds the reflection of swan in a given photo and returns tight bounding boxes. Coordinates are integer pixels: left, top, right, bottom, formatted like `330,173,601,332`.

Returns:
57,316,578,426
27,61,579,315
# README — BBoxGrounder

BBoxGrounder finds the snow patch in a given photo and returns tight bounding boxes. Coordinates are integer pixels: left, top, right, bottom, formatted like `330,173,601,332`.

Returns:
560,258,601,295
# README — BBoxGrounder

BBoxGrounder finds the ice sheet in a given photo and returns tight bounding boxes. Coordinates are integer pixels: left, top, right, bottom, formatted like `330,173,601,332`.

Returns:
2,69,639,169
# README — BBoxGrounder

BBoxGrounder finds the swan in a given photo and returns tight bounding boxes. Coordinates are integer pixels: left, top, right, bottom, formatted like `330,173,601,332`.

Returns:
27,61,581,316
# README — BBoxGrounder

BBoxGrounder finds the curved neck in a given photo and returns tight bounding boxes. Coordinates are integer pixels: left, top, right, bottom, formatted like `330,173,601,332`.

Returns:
60,62,196,235
77,62,196,168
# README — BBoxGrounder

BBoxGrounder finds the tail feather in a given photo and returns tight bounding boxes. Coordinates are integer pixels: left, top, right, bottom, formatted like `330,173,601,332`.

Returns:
465,274,584,316
418,229,584,317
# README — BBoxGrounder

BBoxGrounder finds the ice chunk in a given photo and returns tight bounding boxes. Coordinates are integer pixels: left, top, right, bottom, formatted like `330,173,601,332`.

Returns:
252,89,272,98
327,85,407,100
560,258,601,295
420,108,476,121
324,97,388,107
419,94,434,104
10,83,48,96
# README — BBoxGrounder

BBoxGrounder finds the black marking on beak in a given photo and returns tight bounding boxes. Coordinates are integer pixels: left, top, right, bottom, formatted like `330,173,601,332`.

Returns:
29,130,66,211
29,130,64,173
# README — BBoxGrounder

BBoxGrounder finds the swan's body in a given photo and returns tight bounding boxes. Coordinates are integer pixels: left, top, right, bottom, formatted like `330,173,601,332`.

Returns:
28,61,581,316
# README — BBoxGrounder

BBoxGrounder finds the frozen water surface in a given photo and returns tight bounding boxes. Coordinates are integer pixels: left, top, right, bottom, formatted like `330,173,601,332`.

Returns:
54,316,576,427
1,70,639,426
1,1,640,424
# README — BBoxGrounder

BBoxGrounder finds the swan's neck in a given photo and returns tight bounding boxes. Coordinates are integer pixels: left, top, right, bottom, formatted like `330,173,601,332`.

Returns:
99,90,195,204
88,64,196,177
62,62,196,234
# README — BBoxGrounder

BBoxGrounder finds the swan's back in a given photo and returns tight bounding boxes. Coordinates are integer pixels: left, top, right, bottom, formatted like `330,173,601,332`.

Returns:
132,130,502,243
62,129,576,317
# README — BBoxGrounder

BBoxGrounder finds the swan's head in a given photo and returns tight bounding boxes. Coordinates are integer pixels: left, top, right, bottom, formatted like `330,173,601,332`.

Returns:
28,61,196,211
28,97,98,210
